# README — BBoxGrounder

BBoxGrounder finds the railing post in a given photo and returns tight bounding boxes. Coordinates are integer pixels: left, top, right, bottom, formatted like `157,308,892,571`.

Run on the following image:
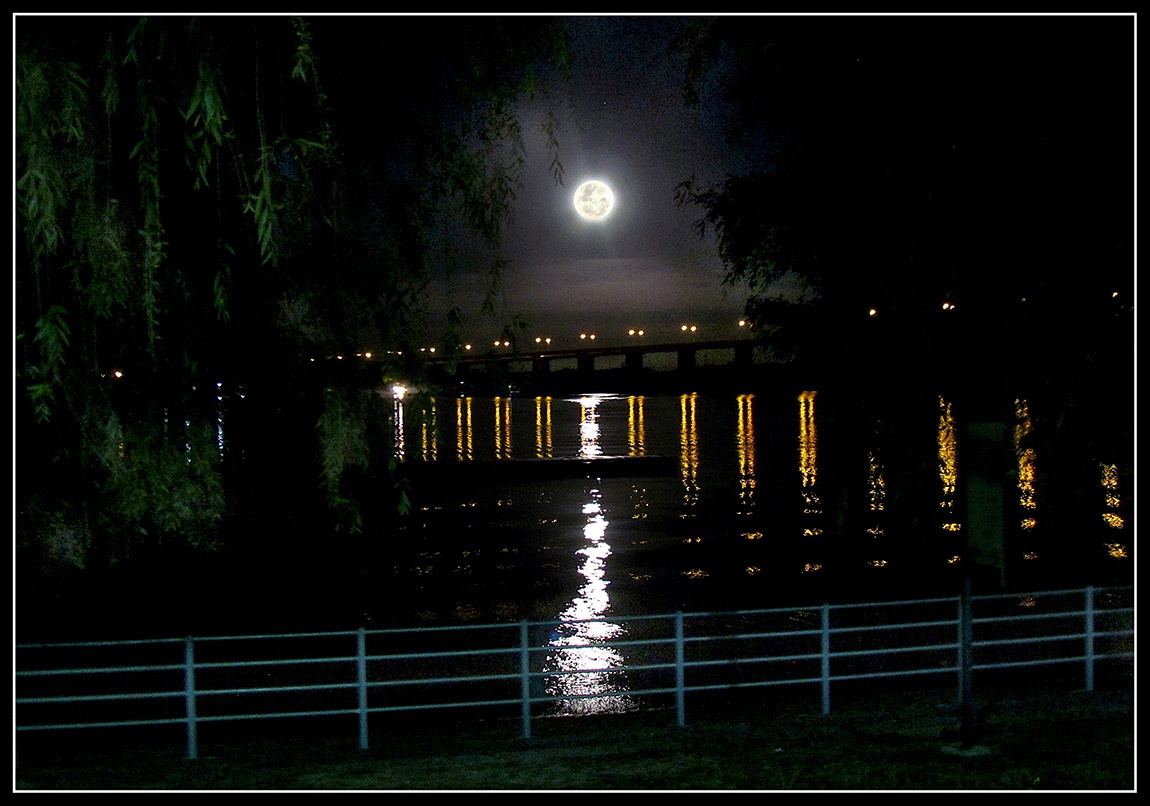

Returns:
519,621,532,739
1084,586,1095,692
357,628,369,750
959,578,976,749
184,636,198,761
820,604,831,716
675,611,686,727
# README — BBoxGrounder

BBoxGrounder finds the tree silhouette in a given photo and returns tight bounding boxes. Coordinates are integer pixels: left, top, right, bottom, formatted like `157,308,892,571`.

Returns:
673,15,1134,582
16,15,571,585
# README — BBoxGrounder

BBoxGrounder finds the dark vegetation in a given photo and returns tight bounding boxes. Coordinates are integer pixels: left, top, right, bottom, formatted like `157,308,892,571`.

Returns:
16,681,1134,791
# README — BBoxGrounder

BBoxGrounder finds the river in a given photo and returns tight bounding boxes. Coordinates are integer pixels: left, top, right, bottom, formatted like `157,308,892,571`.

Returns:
360,387,1133,633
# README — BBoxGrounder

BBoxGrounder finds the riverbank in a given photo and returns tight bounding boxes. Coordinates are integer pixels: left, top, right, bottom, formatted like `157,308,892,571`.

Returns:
15,682,1134,791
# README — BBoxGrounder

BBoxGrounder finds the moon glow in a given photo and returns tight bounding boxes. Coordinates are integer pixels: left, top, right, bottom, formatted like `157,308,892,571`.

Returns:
574,180,615,220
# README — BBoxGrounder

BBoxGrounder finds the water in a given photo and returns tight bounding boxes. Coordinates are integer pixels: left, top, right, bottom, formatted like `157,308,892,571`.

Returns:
19,383,1131,653
18,384,1131,720
373,388,1133,632
353,387,1130,715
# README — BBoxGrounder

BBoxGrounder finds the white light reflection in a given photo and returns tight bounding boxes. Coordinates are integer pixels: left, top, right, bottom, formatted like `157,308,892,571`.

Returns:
544,394,635,715
393,397,405,461
544,491,635,715
577,394,603,458
216,382,225,459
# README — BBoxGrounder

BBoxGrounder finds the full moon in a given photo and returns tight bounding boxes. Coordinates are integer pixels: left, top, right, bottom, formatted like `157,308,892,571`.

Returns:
574,180,614,220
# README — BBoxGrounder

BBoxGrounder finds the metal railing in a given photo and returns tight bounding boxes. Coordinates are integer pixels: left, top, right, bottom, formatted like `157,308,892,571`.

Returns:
16,585,1133,760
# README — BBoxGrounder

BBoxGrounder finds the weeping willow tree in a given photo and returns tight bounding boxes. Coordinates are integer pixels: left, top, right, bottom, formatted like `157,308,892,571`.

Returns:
16,15,571,580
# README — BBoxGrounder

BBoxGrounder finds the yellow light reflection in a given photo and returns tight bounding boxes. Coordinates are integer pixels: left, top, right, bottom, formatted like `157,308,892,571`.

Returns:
535,396,553,459
798,392,822,537
736,394,756,513
494,396,512,459
421,397,438,461
627,395,646,457
1014,399,1038,530
1101,463,1124,529
1102,514,1125,529
938,396,961,532
680,393,699,512
629,483,649,520
456,397,473,460
867,449,886,538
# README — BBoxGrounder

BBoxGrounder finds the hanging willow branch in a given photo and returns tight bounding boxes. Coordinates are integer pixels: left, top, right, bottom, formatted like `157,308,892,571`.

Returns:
16,15,574,571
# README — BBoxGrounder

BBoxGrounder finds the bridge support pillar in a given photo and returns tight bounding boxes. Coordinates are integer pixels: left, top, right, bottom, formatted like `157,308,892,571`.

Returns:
735,343,754,370
677,348,697,373
625,350,644,375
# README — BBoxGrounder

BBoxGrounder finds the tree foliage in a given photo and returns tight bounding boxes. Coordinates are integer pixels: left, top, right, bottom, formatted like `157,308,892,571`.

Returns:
673,16,1133,387
15,15,572,576
672,16,1134,568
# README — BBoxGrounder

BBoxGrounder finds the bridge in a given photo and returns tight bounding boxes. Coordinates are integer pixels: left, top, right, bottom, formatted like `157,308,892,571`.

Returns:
424,337,759,377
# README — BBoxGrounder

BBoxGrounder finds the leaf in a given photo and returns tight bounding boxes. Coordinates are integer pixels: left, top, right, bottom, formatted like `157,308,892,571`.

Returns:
33,304,71,382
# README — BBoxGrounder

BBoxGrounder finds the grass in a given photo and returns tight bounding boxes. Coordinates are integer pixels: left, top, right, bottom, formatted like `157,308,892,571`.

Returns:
15,683,1134,791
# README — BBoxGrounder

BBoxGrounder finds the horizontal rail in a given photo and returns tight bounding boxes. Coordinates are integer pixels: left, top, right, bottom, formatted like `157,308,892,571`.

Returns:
16,585,1133,760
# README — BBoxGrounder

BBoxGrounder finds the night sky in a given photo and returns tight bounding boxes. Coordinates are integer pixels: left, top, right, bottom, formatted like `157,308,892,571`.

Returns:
426,15,749,348
417,12,1134,350
20,13,1130,352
